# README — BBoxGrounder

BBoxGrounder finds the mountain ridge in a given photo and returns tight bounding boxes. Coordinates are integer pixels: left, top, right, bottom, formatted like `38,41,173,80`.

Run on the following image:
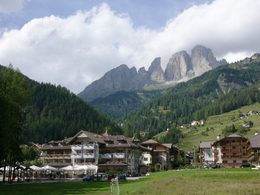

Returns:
78,45,227,102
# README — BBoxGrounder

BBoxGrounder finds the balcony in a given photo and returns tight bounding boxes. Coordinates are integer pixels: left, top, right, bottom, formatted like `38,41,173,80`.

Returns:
41,154,71,159
221,149,230,152
71,144,96,150
230,149,241,152
100,154,112,158
230,155,240,158
222,155,230,159
71,153,95,159
230,142,240,146
113,153,125,158
82,153,95,158
221,142,247,146
221,155,248,159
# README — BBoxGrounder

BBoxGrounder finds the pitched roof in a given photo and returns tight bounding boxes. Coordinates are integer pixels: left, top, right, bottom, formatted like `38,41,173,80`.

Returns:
162,144,172,149
141,139,159,145
249,133,260,148
212,134,248,145
200,142,213,148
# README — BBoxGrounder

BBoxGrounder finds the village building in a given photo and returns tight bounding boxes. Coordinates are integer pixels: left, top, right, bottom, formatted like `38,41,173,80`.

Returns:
212,134,248,167
140,139,189,171
200,134,251,168
247,133,260,165
199,142,214,164
37,130,189,174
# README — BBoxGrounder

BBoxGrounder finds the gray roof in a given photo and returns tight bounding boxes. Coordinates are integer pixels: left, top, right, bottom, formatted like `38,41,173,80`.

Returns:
212,134,248,146
249,133,260,148
200,142,213,148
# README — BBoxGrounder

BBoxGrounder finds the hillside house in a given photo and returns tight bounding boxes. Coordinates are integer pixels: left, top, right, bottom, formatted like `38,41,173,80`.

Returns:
212,134,248,167
247,133,260,165
199,142,214,164
140,139,189,170
200,134,250,167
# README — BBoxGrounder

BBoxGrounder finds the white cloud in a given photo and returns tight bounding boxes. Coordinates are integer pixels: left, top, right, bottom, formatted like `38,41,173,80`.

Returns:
0,0,260,94
0,0,29,13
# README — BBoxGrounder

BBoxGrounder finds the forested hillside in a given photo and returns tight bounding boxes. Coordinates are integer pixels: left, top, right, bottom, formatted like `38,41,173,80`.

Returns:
90,89,167,119
0,65,122,144
117,59,260,144
23,82,122,143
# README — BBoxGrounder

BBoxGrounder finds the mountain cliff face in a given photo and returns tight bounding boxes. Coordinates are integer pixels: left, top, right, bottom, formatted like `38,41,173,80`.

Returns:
78,45,227,102
164,50,192,81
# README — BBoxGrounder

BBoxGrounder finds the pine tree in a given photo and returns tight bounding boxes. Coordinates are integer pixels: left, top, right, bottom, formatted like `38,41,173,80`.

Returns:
124,123,132,138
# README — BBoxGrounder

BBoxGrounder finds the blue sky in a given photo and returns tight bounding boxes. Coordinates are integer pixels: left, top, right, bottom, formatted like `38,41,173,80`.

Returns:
0,0,260,94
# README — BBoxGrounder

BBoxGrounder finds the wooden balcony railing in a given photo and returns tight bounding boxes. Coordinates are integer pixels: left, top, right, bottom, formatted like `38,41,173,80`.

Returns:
220,142,247,146
230,149,241,152
222,155,248,159
40,154,71,159
221,149,230,152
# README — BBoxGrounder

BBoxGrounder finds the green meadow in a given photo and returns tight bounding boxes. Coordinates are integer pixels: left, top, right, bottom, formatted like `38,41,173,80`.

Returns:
177,102,260,151
1,168,260,195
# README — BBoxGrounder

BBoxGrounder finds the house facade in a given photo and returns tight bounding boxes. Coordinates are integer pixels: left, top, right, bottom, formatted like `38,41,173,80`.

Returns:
199,142,214,164
200,134,249,167
37,130,188,174
212,134,248,167
140,139,188,171
38,130,151,174
38,139,72,168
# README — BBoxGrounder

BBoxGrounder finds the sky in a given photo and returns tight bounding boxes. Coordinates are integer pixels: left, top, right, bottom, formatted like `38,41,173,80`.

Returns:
0,0,260,94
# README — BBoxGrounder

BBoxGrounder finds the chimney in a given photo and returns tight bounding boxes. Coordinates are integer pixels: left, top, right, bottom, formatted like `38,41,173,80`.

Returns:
217,134,221,140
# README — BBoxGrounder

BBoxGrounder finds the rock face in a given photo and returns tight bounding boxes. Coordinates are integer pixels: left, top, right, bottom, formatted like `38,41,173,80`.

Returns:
78,45,228,102
165,45,227,81
165,50,191,81
148,57,165,84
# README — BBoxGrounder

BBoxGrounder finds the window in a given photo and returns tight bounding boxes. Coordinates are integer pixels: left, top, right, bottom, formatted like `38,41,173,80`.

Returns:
233,160,236,163
144,158,148,161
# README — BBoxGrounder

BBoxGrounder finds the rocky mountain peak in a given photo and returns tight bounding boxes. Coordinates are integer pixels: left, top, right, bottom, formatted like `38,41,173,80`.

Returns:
148,57,165,84
78,45,228,102
165,50,191,81
191,45,227,76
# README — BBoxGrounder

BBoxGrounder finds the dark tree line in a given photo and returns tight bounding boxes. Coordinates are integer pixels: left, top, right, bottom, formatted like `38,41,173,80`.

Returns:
23,82,123,143
0,65,31,182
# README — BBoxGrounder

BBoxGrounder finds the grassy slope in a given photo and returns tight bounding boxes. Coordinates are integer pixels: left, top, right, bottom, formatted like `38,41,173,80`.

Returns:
177,102,260,151
1,169,260,195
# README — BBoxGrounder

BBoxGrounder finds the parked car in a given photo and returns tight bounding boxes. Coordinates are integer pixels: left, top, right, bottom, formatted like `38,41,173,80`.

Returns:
93,173,108,181
82,175,94,181
118,174,126,181
108,173,117,181
211,164,220,169
130,172,140,177
240,163,251,168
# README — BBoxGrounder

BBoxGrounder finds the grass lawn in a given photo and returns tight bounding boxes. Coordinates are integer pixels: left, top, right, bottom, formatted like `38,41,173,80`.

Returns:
1,168,260,195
